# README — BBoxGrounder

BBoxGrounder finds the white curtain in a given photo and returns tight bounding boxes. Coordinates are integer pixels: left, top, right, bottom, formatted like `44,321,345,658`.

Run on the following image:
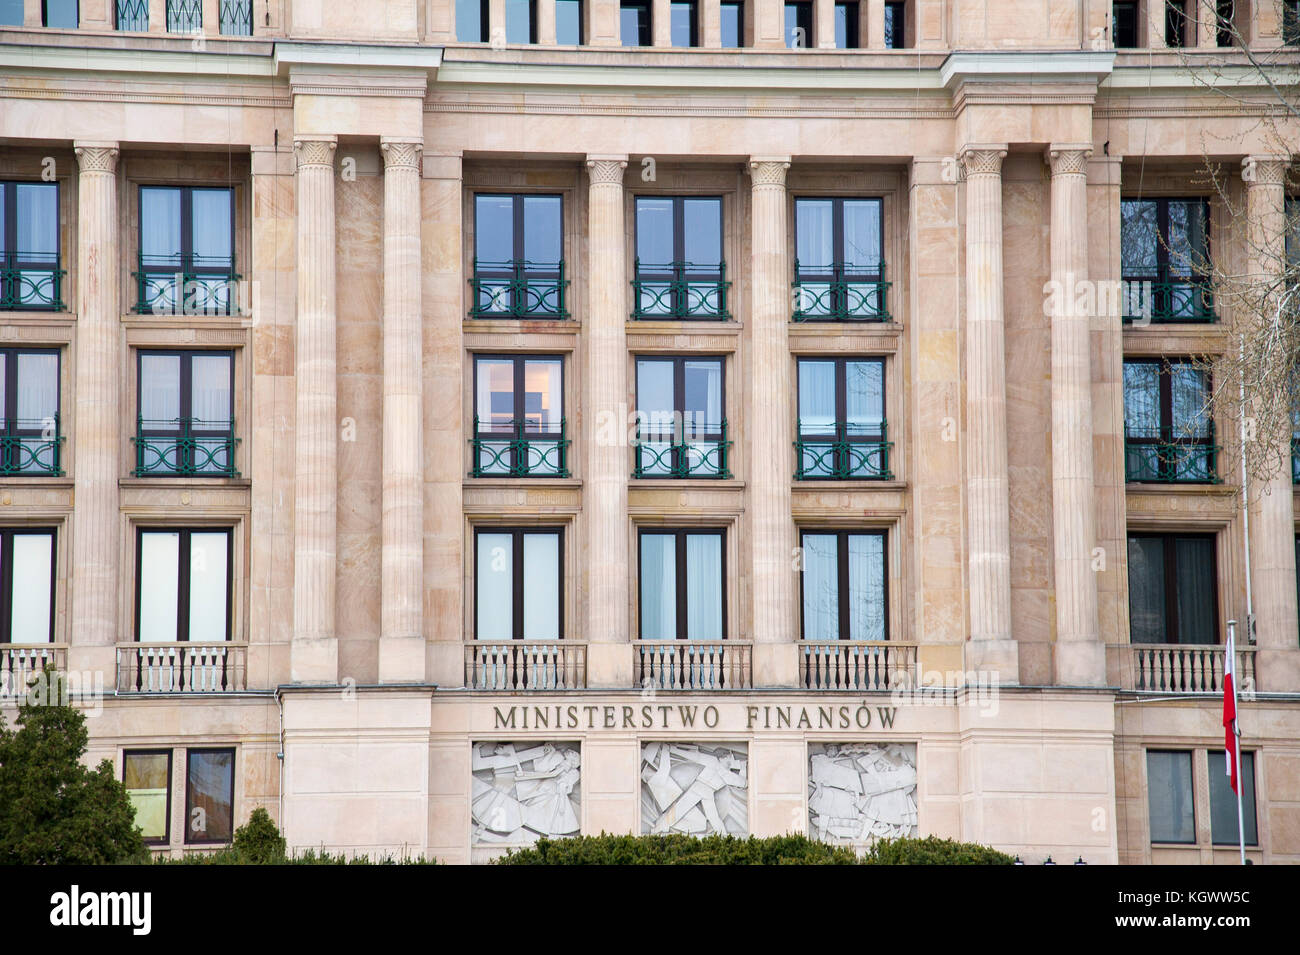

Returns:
140,188,181,264
640,534,676,640
522,196,562,265
798,361,836,432
843,200,882,270
139,531,180,642
682,198,721,267
474,195,513,264
188,532,229,642
1146,751,1195,843
801,534,838,640
476,532,513,639
15,352,57,422
10,532,53,644
15,184,57,257
845,360,884,433
796,200,834,269
522,532,560,639
190,189,232,266
848,534,885,640
635,198,674,265
685,533,722,640
190,354,231,424
140,354,180,424
1122,361,1161,434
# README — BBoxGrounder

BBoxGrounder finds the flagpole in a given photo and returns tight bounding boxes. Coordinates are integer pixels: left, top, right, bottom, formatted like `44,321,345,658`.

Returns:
1229,620,1245,865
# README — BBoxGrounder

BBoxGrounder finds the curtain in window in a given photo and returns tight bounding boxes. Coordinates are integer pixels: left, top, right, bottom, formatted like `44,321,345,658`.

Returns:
522,532,560,639
15,184,57,257
640,534,675,639
798,361,836,432
15,352,57,422
848,534,885,641
522,196,561,265
1127,536,1167,643
1146,751,1195,843
1120,200,1158,274
796,200,833,269
124,753,169,841
1122,362,1160,433
10,532,53,643
685,533,722,640
682,199,720,267
140,354,181,428
843,200,881,270
1167,201,1207,277
845,360,884,435
801,534,838,640
190,189,232,268
1175,537,1216,644
190,354,231,424
186,751,234,843
636,360,674,473
1208,751,1257,845
139,531,180,642
636,199,674,264
476,532,513,639
140,188,181,265
1170,365,1209,437
475,196,513,263
188,532,229,643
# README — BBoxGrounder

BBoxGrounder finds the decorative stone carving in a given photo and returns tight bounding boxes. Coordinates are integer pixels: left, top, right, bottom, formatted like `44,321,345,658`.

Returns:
747,158,790,187
959,146,1007,177
585,156,627,185
1241,155,1290,186
380,139,423,170
471,742,582,845
807,742,918,843
293,136,337,169
1046,146,1092,178
73,143,119,174
640,742,748,836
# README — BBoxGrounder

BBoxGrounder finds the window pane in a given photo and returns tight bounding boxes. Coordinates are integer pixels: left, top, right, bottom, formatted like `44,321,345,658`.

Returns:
505,0,532,43
1170,364,1209,437
636,198,674,265
475,196,514,263
845,360,884,434
10,532,53,644
140,187,182,262
795,200,833,268
456,0,484,40
1167,201,1208,277
140,531,180,642
1121,200,1159,274
847,533,885,640
683,359,722,429
843,200,881,270
1127,537,1167,643
1146,751,1195,843
1208,751,1257,845
15,184,58,258
1122,361,1160,433
685,533,722,639
44,0,78,28
0,0,22,26
191,354,232,423
556,0,582,43
186,750,234,843
640,534,676,639
522,196,561,265
682,199,720,266
801,534,838,640
190,189,232,268
188,532,229,643
621,2,648,45
670,1,694,46
1174,537,1216,645
15,352,58,421
140,354,182,424
798,360,836,432
477,533,513,639
785,2,809,46
124,752,169,841
720,1,741,46
636,359,674,416
522,358,562,432
522,532,560,639
476,358,514,430
834,2,857,48
636,360,674,473
884,0,904,46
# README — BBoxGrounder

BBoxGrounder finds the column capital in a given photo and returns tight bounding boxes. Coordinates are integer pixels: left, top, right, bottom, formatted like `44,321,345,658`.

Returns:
585,155,628,184
380,138,424,170
1242,155,1291,187
73,142,120,174
748,157,791,186
1045,144,1093,177
958,145,1008,177
293,136,338,169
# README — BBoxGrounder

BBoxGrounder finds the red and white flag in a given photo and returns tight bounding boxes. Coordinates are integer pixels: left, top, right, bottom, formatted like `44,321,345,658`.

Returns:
1223,628,1238,795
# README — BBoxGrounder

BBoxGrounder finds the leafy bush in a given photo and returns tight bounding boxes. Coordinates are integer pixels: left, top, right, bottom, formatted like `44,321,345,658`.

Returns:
861,835,1015,865
154,811,435,864
230,807,286,863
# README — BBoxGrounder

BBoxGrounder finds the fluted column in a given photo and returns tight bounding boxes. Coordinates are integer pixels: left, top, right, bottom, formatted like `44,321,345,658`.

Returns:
379,138,425,682
748,157,796,686
1243,155,1300,692
960,145,1017,682
292,136,339,684
71,142,120,675
584,155,630,687
1047,145,1104,686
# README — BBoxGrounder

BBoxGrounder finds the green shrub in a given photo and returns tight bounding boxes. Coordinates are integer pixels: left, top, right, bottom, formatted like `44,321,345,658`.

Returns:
154,810,435,865
230,807,286,864
862,835,1015,865
498,833,860,865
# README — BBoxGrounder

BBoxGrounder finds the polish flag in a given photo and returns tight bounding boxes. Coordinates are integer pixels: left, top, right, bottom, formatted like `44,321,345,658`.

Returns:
1223,629,1238,795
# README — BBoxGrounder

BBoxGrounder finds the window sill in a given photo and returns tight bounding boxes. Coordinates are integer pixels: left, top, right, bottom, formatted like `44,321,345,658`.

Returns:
792,479,907,490
0,476,73,487
1125,481,1233,493
463,476,582,488
631,478,745,489
463,318,582,334
0,310,74,324
626,319,743,334
119,476,251,488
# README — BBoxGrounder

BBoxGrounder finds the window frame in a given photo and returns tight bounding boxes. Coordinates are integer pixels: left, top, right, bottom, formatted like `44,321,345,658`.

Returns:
470,353,567,477
133,526,234,643
719,0,744,46
472,526,566,640
798,528,889,641
1126,531,1220,645
632,195,727,320
555,0,584,44
1122,357,1217,483
793,196,887,321
135,184,237,315
0,347,62,476
134,349,237,477
1146,749,1197,845
795,355,890,480
123,748,173,846
184,747,236,846
636,527,728,641
834,1,859,48
1120,196,1214,323
784,0,813,46
620,0,652,45
1208,749,1258,846
470,193,566,319
0,180,63,312
669,0,698,46
0,527,57,644
633,355,728,478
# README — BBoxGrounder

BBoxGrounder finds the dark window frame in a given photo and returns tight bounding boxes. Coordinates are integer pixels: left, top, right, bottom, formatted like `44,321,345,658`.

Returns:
798,528,889,641
123,748,173,846
1112,0,1139,47
1123,357,1216,483
470,353,567,476
785,0,813,46
633,355,728,478
0,346,61,476
0,527,56,644
795,355,890,479
471,193,566,319
834,0,859,48
184,747,235,846
793,195,887,321
135,184,237,315
1127,531,1220,645
633,194,726,320
636,527,728,640
669,0,698,46
1146,749,1197,845
620,0,652,45
720,0,744,46
133,526,234,643
135,349,236,477
472,526,566,640
0,180,62,312
883,0,905,47
1208,749,1258,846
1121,196,1214,322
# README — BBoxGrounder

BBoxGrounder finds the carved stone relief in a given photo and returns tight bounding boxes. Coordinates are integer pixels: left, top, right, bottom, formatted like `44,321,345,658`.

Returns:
808,742,919,843
640,741,748,836
471,742,581,845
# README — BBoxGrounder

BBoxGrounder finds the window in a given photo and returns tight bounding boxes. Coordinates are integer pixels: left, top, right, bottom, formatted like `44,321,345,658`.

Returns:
136,528,232,643
505,0,535,43
639,529,725,640
1112,0,1139,46
794,197,887,321
166,0,201,32
556,0,583,43
633,196,727,319
1147,751,1195,844
1285,0,1300,44
1123,359,1216,483
0,0,21,26
218,0,251,35
457,0,489,41
621,0,651,45
785,1,812,46
670,0,697,46
42,0,77,27
634,357,729,478
1215,0,1236,46
135,351,237,477
0,348,62,476
123,751,171,844
475,528,563,639
720,0,743,46
136,186,236,315
796,357,891,479
471,194,566,318
1208,750,1257,845
185,749,234,844
800,530,886,641
883,0,905,46
472,356,568,476
1121,198,1212,322
0,528,55,644
1127,533,1218,645
1165,0,1189,46
834,1,859,47
1,181,62,311
115,0,147,29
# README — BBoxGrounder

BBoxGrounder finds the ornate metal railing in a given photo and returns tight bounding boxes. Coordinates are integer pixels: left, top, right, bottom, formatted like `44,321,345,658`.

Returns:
1119,643,1255,694
115,0,149,29
468,259,569,319
133,251,240,315
632,641,751,690
132,417,239,477
116,642,247,693
632,418,731,478
795,420,893,480
1121,276,1216,324
631,259,730,320
791,260,890,322
1124,426,1219,483
0,644,67,700
0,417,64,476
465,642,587,690
167,0,203,32
219,0,252,34
470,415,570,477
0,251,64,311
801,641,917,691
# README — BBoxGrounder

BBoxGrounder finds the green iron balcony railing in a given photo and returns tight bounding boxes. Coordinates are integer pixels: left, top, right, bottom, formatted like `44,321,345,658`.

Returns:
167,0,202,32
1121,275,1216,324
631,259,730,320
794,420,893,480
132,417,240,477
0,417,64,476
115,0,148,29
470,415,570,478
219,0,252,34
1124,426,1220,483
1,251,65,311
632,418,732,479
133,251,240,315
468,259,569,319
791,260,891,322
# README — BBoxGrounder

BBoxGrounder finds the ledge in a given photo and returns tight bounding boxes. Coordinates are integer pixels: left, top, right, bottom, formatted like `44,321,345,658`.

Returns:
119,476,251,488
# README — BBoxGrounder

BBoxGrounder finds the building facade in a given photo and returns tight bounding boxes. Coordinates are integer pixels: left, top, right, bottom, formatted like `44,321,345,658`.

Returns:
0,0,1298,864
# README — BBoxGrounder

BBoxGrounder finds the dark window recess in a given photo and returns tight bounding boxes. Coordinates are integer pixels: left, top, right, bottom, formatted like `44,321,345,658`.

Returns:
638,529,726,640
556,0,583,44
834,1,858,48
1208,750,1257,846
456,0,489,41
883,0,905,47
1216,0,1236,46
1166,0,1189,46
1285,0,1300,44
785,1,812,46
1147,750,1196,844
1113,0,1139,47
621,0,651,45
670,0,697,46
185,749,235,845
1126,533,1218,645
1123,359,1216,483
474,527,563,639
720,0,743,46
0,528,56,643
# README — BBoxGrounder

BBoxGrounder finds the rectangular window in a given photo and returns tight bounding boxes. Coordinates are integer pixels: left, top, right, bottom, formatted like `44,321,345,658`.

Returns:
1127,533,1218,645
1215,0,1235,46
720,0,743,46
471,194,566,318
0,348,62,476
137,185,236,315
883,0,905,46
472,355,567,476
1112,0,1139,47
136,528,232,643
123,750,171,844
834,1,858,47
1208,750,1257,846
1123,359,1216,483
634,356,729,478
218,0,251,35
475,528,563,639
0,0,22,26
1121,198,1213,322
135,350,236,477
115,0,148,29
633,196,727,319
670,0,697,46
0,181,62,311
638,529,725,640
42,0,78,27
166,0,202,32
0,528,55,644
794,197,887,321
505,0,536,43
556,0,583,43
785,1,812,46
800,530,886,641
796,357,890,479
1165,0,1189,46
1147,750,1195,844
1285,0,1300,44
621,0,651,45
456,0,489,40
185,748,234,845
